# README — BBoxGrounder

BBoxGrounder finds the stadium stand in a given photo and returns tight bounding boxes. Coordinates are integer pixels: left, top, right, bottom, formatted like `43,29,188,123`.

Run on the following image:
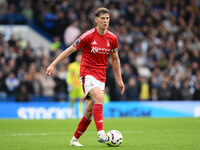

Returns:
0,0,200,101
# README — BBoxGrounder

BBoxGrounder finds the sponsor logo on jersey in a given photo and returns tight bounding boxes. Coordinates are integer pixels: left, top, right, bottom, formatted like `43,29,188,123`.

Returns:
91,46,99,53
92,41,97,45
91,46,110,54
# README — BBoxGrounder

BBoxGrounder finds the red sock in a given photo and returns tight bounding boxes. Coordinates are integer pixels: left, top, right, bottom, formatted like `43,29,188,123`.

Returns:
93,104,104,131
74,116,91,139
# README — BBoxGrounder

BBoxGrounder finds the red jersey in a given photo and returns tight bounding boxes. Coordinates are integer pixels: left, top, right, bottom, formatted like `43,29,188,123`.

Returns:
73,27,118,82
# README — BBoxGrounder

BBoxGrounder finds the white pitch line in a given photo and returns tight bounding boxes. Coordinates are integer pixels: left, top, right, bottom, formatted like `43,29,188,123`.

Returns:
1,131,139,137
1,129,199,137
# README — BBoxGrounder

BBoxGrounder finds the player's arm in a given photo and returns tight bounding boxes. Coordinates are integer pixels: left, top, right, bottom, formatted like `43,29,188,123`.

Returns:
46,45,77,77
110,52,125,95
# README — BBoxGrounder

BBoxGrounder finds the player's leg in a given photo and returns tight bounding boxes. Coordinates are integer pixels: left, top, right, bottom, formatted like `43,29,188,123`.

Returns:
70,99,93,146
87,87,108,143
70,75,106,146
83,98,94,119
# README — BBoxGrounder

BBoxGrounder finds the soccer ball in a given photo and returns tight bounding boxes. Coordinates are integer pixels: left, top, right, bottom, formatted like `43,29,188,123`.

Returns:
106,130,123,147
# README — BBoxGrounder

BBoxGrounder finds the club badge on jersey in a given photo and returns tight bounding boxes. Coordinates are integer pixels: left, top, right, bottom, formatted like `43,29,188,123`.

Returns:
107,40,110,47
74,39,81,47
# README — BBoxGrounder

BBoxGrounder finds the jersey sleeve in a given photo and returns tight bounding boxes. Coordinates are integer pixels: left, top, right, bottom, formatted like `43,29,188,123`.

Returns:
73,37,84,50
73,31,90,50
110,36,118,53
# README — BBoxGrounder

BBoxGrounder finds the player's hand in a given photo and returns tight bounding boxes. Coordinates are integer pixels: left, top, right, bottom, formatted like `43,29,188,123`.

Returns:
45,65,54,78
117,80,125,95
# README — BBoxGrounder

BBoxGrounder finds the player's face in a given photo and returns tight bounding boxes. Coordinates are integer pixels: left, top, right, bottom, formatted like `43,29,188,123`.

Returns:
95,13,110,30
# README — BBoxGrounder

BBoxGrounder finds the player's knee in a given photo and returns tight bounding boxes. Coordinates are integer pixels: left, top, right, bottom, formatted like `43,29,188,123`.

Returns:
94,94,104,104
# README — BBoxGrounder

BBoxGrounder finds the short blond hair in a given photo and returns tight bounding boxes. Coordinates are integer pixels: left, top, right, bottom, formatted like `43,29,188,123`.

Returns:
95,7,111,17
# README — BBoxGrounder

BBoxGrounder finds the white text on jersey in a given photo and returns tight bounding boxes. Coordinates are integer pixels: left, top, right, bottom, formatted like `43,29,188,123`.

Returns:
91,46,110,54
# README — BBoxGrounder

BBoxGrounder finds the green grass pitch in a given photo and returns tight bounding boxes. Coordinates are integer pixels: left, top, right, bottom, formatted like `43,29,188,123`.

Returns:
0,118,199,150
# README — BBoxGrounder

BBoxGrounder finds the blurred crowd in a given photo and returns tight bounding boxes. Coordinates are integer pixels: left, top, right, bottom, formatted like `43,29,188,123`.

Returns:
0,0,200,101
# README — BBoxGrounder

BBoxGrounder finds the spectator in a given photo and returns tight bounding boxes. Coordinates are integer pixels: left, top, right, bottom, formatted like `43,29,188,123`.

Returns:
31,73,43,97
15,83,31,102
0,0,7,14
170,79,182,100
158,82,171,100
49,36,62,57
42,6,56,34
25,63,42,97
64,20,81,47
64,20,81,62
39,67,56,97
0,71,7,98
139,76,150,101
22,3,33,21
5,72,19,95
125,77,140,101
150,88,158,101
52,69,67,102
193,82,200,100
54,10,68,36
180,79,193,100
122,63,133,86
8,34,16,47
